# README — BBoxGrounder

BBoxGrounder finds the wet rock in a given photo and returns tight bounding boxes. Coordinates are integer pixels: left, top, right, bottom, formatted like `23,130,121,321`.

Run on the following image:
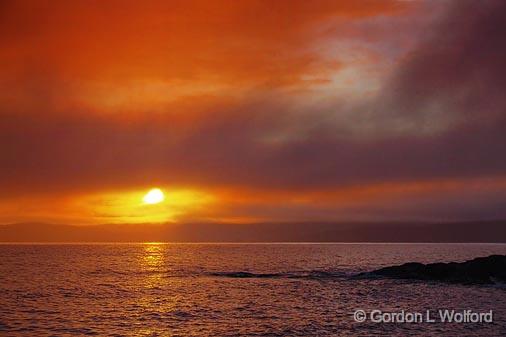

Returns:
363,255,506,284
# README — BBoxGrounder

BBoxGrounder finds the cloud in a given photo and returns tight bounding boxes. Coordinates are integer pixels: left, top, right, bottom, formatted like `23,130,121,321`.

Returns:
376,0,506,133
0,0,409,101
1,0,505,222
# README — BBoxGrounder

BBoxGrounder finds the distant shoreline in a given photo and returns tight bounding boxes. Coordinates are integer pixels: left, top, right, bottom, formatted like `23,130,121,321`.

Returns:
1,220,505,243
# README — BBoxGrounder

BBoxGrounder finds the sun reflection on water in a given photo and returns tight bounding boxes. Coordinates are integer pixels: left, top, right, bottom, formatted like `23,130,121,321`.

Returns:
141,243,165,289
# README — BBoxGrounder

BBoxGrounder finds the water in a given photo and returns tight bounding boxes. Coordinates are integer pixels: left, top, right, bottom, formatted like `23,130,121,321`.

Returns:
1,243,506,336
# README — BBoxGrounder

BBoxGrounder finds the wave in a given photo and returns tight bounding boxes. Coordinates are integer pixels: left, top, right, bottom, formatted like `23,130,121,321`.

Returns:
209,270,348,280
85,267,351,280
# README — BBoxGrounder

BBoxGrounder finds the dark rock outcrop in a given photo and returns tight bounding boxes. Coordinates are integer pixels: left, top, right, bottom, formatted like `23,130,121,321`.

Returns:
362,255,506,285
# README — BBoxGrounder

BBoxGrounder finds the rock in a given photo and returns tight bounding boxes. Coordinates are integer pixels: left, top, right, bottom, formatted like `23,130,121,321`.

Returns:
362,255,506,284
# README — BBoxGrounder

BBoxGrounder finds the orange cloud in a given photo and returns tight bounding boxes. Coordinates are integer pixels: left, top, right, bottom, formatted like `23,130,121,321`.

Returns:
2,0,506,225
0,0,413,114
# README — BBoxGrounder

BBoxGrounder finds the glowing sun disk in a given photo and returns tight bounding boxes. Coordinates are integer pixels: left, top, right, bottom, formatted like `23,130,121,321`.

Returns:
143,188,165,204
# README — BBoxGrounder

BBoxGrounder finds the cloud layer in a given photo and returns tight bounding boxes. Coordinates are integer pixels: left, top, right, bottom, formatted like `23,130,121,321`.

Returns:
1,0,505,224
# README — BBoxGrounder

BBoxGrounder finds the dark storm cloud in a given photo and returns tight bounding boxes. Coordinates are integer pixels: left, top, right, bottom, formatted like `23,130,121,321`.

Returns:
379,0,506,130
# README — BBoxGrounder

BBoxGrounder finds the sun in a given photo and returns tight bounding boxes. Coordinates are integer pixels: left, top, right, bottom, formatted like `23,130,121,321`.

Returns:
143,188,165,205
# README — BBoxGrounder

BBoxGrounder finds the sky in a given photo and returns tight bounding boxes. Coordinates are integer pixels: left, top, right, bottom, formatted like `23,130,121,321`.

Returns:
1,0,506,226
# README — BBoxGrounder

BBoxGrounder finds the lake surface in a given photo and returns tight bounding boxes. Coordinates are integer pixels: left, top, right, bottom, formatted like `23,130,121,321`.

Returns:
1,243,506,336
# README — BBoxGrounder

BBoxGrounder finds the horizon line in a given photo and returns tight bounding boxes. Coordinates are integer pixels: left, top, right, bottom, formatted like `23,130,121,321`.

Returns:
1,241,505,245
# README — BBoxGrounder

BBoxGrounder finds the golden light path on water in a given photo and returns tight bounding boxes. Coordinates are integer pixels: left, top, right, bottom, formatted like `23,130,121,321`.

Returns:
142,243,165,288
